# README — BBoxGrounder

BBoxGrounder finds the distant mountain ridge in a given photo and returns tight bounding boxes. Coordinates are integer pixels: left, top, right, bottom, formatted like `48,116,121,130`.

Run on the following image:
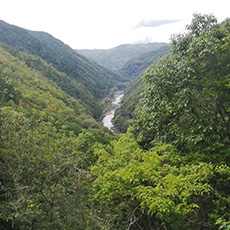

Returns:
118,45,171,80
76,42,168,72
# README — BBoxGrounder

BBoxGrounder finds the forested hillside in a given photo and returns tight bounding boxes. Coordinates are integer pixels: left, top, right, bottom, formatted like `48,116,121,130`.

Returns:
92,14,230,229
0,20,126,118
118,45,170,80
77,42,168,72
1,14,230,230
113,76,143,132
0,20,118,229
113,45,170,132
0,44,105,132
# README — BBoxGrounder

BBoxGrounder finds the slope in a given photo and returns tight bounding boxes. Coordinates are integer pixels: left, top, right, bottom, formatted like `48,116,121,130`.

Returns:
118,45,170,80
77,42,168,72
0,44,102,133
113,76,143,132
0,43,113,230
0,20,126,118
113,46,170,132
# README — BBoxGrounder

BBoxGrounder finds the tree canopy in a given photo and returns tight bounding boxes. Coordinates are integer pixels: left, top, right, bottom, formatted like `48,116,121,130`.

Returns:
1,13,230,230
92,14,230,229
133,14,230,163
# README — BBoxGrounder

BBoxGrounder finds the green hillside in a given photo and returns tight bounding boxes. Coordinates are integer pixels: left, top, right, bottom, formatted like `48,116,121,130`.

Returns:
0,44,102,133
113,76,143,132
118,45,170,80
0,20,126,118
93,14,230,230
77,42,168,72
0,41,114,229
113,46,170,132
1,14,230,230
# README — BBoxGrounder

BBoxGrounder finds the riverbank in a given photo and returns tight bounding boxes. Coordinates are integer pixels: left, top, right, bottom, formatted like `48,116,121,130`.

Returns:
102,90,124,133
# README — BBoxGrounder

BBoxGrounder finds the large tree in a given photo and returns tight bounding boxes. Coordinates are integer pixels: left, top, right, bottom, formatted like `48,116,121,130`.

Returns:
133,14,230,164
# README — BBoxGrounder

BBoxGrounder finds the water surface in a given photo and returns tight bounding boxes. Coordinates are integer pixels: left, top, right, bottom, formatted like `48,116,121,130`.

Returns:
102,91,124,131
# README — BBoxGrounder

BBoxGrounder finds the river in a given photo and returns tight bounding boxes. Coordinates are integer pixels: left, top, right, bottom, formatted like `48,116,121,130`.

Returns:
102,90,124,132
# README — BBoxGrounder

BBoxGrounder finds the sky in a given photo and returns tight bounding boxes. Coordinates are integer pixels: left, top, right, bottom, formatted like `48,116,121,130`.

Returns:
0,0,229,49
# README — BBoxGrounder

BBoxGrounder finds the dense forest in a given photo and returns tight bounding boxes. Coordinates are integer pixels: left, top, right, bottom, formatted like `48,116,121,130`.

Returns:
0,20,127,118
1,13,230,230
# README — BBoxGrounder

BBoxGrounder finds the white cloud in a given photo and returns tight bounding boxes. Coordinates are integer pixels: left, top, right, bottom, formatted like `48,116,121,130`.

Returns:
134,19,182,29
0,0,229,49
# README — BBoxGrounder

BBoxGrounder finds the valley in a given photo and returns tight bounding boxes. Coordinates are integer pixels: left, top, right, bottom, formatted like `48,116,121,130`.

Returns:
1,14,230,230
76,42,171,133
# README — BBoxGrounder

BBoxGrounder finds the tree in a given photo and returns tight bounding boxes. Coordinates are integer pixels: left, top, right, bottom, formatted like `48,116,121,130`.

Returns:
186,13,217,36
0,69,18,106
133,14,230,164
92,132,230,229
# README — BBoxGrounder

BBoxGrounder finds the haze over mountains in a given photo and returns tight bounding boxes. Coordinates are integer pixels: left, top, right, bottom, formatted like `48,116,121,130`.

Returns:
118,45,170,80
76,41,171,133
77,42,169,72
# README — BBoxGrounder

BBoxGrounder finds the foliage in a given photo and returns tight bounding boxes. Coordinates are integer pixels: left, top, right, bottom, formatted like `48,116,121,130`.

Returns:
0,45,105,133
216,218,230,230
114,77,144,132
0,69,18,106
92,132,230,229
113,46,170,133
75,128,117,169
1,13,230,230
133,14,230,163
0,107,100,229
91,14,230,229
0,40,116,229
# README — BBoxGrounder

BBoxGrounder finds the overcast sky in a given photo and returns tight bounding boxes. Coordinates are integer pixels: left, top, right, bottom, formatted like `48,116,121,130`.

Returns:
0,0,229,49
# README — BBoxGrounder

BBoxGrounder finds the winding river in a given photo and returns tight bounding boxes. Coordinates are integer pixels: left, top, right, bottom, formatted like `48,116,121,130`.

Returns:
102,90,124,132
